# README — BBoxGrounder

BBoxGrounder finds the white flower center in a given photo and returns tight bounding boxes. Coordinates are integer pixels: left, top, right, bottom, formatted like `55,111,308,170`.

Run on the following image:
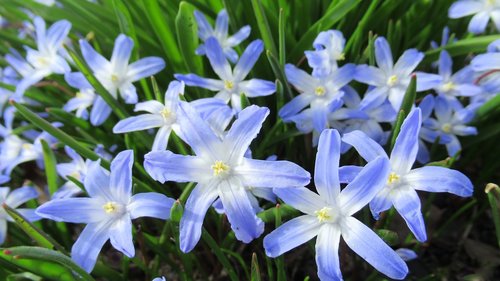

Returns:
387,172,400,185
224,80,234,91
102,201,123,214
211,160,230,177
111,74,120,84
442,81,455,92
160,108,172,120
387,75,398,87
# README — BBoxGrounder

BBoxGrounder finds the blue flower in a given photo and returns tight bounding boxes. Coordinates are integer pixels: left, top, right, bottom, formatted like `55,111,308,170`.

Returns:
0,186,40,245
279,63,355,132
449,0,500,34
36,150,175,272
113,81,185,151
9,17,71,99
420,96,478,157
354,37,425,110
342,108,473,242
416,95,436,164
304,30,346,77
144,102,310,252
417,51,482,103
194,9,251,63
79,34,166,125
264,129,408,280
52,146,89,199
176,38,276,112
63,72,97,120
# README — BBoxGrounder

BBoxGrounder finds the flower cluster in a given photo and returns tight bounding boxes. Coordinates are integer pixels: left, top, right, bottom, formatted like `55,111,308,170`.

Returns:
0,1,493,280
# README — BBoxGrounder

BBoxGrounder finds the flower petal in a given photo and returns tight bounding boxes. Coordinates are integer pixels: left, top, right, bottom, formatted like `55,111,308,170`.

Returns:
392,188,427,242
468,11,490,34
375,37,394,72
394,49,424,77
144,150,210,183
90,96,113,126
238,79,276,97
84,159,112,200
174,74,224,91
316,224,342,281
214,10,229,39
236,158,310,188
224,105,269,163
341,217,408,280
111,34,133,71
342,130,387,162
339,156,391,215
404,166,473,197
71,222,110,272
126,57,165,82
109,150,133,202
36,198,104,223
180,181,219,253
205,37,232,80
278,94,315,120
79,39,109,72
226,26,251,47
5,186,38,208
152,126,172,151
263,215,320,257
273,187,325,215
233,40,264,80
285,64,316,92
109,215,135,257
113,114,164,133
128,192,175,219
314,129,341,203
338,165,362,183
390,108,421,174
355,65,386,86
448,1,483,18
218,179,264,243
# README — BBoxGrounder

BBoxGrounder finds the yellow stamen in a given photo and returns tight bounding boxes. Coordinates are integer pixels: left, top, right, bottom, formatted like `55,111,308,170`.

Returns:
337,53,345,61
160,108,171,120
211,160,230,176
224,80,234,90
315,207,332,222
22,143,33,150
103,202,119,213
315,86,326,96
442,123,452,133
75,91,84,98
442,81,455,92
387,75,398,87
111,74,119,83
387,172,400,185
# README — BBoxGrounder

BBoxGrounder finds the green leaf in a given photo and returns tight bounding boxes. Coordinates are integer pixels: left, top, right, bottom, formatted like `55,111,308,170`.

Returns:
288,0,361,62
251,253,261,281
266,50,293,102
274,204,286,281
485,183,500,249
2,205,67,254
0,246,94,281
176,1,204,76
475,91,500,121
389,74,417,150
257,204,299,223
251,0,278,57
40,140,59,196
201,229,239,281
424,35,500,62
375,229,399,246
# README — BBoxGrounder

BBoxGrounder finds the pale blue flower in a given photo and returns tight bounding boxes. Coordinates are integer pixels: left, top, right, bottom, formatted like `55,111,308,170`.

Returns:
113,81,185,151
52,146,89,199
264,129,408,280
0,66,18,110
79,34,166,125
342,108,473,242
0,186,40,244
304,30,346,77
420,96,478,157
396,248,418,261
152,277,166,281
417,51,482,104
449,0,500,34
9,17,71,99
279,63,355,132
144,102,310,252
354,37,426,110
194,9,251,63
176,38,275,112
416,95,437,164
36,150,175,272
63,72,96,120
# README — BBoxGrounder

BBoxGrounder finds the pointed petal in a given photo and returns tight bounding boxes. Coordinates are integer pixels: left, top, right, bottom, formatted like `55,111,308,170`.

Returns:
79,39,109,72
338,165,362,184
390,108,421,174
134,100,164,114
369,187,394,219
109,215,135,257
263,215,320,257
448,1,483,18
226,25,251,46
152,126,172,151
194,10,213,40
109,150,133,202
405,166,473,197
5,186,38,208
0,220,6,245
394,49,424,77
129,192,175,219
90,97,112,126
314,129,341,202
113,115,164,134
236,158,310,188
36,198,104,223
205,37,232,80
339,156,391,215
355,65,386,86
71,222,110,272
111,34,133,71
471,53,500,71
438,50,453,78
84,159,112,200
46,19,71,49
144,150,210,183
273,187,325,215
468,11,490,34
233,40,263,80
126,57,165,81
316,224,342,281
238,79,276,97
15,209,40,222
278,94,315,120
218,179,264,243
342,130,387,162
393,188,427,242
415,72,442,91
375,37,394,72
341,217,408,280
214,10,229,39
180,181,219,253
285,64,316,92
224,105,269,163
